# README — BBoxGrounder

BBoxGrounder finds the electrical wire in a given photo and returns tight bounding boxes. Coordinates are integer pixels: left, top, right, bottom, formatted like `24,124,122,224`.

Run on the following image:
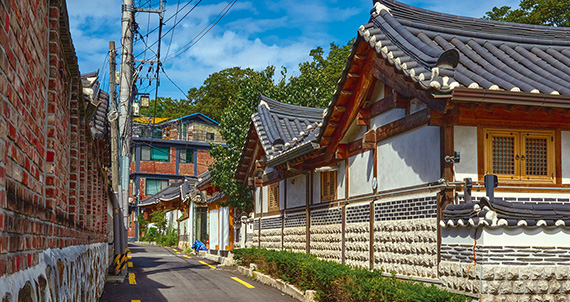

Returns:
160,67,188,99
164,0,237,62
164,0,181,60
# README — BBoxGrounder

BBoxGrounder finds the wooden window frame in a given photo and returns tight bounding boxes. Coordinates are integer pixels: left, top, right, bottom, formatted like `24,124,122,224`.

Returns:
484,128,555,183
268,183,279,211
320,171,337,202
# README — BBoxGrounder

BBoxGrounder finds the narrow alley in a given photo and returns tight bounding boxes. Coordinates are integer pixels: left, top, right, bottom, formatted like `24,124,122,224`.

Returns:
99,244,296,302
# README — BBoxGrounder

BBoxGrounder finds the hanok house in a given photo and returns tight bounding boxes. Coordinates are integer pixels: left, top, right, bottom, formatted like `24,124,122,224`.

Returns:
129,113,222,240
236,0,570,299
137,171,235,254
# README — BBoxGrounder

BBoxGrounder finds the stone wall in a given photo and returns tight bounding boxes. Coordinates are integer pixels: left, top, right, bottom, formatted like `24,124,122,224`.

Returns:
345,203,371,268
310,208,342,262
0,243,108,302
283,212,306,253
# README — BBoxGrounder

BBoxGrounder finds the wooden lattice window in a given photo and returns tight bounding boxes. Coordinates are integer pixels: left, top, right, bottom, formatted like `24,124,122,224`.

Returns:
321,171,337,202
485,129,554,182
268,183,279,211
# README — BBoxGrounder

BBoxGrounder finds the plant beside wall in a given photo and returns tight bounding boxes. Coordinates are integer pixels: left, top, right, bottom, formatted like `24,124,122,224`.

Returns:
137,211,179,246
234,248,468,302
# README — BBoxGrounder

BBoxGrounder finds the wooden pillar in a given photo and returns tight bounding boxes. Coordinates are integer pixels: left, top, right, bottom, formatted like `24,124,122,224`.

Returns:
341,206,346,264
369,200,375,270
306,172,311,253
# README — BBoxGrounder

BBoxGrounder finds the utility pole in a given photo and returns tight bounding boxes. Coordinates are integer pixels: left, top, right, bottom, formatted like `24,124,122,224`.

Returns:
118,0,134,256
108,41,122,258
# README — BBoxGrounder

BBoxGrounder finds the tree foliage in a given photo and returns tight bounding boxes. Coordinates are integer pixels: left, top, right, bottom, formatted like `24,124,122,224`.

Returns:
207,40,354,213
483,0,570,27
139,97,195,120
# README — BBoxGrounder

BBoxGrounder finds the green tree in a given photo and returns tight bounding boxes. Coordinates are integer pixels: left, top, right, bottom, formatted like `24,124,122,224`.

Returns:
139,97,195,120
208,40,354,212
187,67,260,122
484,0,570,27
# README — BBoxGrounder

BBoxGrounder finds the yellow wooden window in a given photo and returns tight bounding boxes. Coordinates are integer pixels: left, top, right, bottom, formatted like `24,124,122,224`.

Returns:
268,183,279,211
485,129,554,182
321,171,337,202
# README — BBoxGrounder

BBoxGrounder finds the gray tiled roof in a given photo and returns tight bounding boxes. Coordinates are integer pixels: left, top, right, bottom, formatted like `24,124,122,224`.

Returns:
361,0,570,95
253,94,324,160
81,71,110,139
442,197,570,228
138,179,195,207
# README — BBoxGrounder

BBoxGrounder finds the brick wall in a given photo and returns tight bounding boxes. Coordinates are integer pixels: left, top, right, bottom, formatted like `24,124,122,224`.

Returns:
0,0,110,287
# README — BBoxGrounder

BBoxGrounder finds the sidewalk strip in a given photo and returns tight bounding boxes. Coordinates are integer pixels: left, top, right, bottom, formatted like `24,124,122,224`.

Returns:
128,273,137,285
199,261,216,269
231,277,255,288
128,262,133,268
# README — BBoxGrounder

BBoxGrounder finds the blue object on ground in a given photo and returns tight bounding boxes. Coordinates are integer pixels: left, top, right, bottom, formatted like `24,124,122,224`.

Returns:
192,240,208,251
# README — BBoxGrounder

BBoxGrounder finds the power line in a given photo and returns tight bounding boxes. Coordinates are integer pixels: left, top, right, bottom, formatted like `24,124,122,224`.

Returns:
164,0,237,62
161,66,188,99
164,0,181,60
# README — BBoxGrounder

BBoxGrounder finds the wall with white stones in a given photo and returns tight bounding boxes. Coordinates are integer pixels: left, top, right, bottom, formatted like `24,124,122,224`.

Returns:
0,243,108,302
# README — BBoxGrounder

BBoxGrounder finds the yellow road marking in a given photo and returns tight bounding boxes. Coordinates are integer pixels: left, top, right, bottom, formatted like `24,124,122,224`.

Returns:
127,255,132,259
128,273,136,285
231,277,255,288
199,261,216,269
128,262,133,268
176,252,181,254
183,255,191,258
131,300,141,302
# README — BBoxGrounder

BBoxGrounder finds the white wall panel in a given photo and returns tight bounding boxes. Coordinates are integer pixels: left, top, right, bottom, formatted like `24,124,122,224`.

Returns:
377,126,441,191
454,126,478,181
286,175,306,208
349,151,374,197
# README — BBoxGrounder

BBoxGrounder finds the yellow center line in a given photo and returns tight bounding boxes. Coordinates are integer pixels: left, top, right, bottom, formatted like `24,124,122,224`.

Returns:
199,261,216,269
128,273,137,285
183,255,191,258
231,277,255,288
128,262,133,268
131,300,141,302
176,252,181,254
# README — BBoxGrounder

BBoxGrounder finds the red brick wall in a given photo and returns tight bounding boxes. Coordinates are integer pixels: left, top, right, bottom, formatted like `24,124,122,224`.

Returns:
0,0,111,277
197,149,214,175
139,147,177,174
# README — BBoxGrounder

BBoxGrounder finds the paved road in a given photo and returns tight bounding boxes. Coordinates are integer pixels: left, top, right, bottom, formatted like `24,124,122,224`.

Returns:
99,244,296,302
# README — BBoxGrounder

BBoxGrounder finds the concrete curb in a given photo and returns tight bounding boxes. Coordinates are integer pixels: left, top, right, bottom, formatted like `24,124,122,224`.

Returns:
235,265,316,302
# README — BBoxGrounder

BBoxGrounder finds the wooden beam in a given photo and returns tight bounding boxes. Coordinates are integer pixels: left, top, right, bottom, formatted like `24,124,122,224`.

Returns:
441,125,454,182
334,106,347,113
324,50,376,162
357,108,370,126
375,109,431,142
372,55,447,113
362,129,376,150
336,144,348,159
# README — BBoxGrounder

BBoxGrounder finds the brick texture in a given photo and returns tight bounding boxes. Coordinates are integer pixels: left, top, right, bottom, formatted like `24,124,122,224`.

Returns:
0,0,111,278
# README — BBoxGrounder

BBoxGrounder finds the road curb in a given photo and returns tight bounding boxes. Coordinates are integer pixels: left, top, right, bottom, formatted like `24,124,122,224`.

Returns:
235,265,316,302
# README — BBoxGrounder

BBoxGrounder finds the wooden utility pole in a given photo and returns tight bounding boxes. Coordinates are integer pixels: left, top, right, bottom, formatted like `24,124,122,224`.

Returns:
109,41,119,193
109,41,122,257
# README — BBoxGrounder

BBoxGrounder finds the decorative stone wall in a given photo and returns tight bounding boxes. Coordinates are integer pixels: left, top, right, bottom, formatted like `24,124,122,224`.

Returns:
440,261,570,301
345,204,371,268
259,216,282,250
442,244,570,266
284,212,306,253
310,208,342,262
0,243,108,302
373,218,438,278
252,218,260,247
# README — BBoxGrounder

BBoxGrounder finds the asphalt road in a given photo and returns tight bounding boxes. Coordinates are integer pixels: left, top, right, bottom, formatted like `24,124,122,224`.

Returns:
99,244,296,302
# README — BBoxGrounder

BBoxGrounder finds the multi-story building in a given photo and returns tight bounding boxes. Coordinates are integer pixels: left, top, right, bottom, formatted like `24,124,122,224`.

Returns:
128,113,223,239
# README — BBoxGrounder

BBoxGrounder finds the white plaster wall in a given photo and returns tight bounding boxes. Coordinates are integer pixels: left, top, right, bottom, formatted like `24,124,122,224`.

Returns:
563,131,570,184
287,174,306,208
337,161,346,199
409,98,427,114
255,187,261,213
454,126,478,181
377,126,441,191
221,207,230,250
279,180,286,210
349,150,374,197
370,108,405,130
210,209,219,248
312,171,321,204
443,227,570,247
262,185,268,213
341,118,367,144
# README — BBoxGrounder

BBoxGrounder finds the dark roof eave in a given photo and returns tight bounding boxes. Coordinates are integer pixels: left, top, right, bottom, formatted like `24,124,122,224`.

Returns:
451,87,570,108
266,141,320,168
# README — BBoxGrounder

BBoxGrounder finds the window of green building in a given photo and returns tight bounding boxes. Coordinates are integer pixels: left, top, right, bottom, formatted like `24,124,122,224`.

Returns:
141,146,170,162
180,148,194,164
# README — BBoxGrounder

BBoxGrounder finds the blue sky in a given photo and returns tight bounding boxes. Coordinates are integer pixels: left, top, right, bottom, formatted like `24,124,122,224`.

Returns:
67,0,520,100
